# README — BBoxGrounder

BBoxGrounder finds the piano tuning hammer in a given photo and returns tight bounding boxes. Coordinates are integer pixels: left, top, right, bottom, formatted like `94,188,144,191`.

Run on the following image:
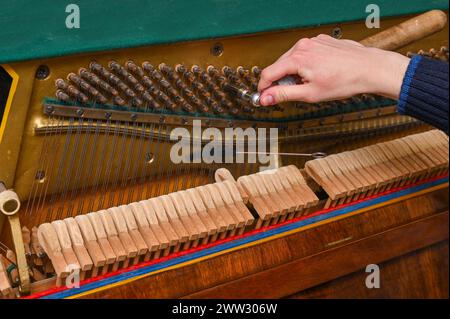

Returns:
223,75,300,107
222,83,261,107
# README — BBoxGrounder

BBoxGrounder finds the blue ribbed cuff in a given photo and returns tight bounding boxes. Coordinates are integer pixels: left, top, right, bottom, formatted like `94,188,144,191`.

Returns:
397,55,422,114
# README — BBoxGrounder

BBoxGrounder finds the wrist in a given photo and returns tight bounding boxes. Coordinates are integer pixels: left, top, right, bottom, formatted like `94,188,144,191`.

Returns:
364,49,410,99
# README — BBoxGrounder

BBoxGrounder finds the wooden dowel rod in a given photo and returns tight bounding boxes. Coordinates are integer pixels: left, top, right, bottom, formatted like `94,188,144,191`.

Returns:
360,10,447,51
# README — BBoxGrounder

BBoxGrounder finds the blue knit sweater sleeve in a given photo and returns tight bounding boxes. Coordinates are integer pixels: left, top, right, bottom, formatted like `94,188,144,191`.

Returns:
397,55,449,134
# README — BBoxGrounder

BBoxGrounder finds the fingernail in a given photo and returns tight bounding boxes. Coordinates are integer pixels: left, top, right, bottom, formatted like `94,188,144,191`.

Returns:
261,95,274,106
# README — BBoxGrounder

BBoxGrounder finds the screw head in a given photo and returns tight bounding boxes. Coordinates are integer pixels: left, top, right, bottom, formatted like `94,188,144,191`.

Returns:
44,105,54,115
35,170,46,183
76,108,84,117
331,27,342,39
130,113,138,122
145,152,155,164
36,65,50,80
211,42,224,56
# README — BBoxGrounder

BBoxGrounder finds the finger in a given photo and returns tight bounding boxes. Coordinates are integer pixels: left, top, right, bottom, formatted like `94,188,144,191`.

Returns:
276,37,314,62
258,58,299,92
276,44,296,61
259,84,315,106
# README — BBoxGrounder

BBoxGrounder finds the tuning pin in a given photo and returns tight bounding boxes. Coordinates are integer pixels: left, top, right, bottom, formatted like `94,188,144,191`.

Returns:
251,66,261,77
182,70,196,83
180,101,194,113
159,63,175,81
220,100,234,110
68,73,98,95
55,78,67,90
55,79,89,104
215,75,227,86
68,73,108,104
212,103,225,114
89,61,107,76
141,92,160,110
112,96,126,106
109,61,145,92
222,66,235,77
55,89,71,102
191,97,209,113
155,91,177,111
227,106,240,115
238,102,255,114
131,97,143,108
142,62,155,73
175,64,187,73
126,60,145,78
191,65,202,75
79,68,119,96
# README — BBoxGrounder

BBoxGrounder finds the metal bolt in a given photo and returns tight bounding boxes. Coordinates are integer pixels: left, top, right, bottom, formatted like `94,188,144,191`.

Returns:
130,113,138,122
145,152,155,164
76,108,84,117
44,105,54,115
331,27,342,39
211,42,224,57
105,112,112,120
35,170,46,183
36,65,50,80
159,115,166,123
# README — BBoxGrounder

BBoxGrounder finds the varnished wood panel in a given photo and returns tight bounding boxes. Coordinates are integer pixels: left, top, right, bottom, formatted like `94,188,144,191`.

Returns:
184,212,448,298
288,241,449,299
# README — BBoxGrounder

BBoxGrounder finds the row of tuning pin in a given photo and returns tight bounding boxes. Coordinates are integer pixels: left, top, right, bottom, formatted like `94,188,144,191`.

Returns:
54,61,266,117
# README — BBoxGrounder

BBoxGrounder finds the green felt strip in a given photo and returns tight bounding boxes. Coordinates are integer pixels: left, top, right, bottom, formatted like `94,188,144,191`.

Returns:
0,0,448,63
43,96,395,122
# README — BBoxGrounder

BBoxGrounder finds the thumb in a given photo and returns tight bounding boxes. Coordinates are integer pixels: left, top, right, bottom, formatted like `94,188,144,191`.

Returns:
259,84,315,106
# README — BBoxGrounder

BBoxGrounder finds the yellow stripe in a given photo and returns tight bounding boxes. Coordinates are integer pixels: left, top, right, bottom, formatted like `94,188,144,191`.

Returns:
67,181,448,299
0,64,19,144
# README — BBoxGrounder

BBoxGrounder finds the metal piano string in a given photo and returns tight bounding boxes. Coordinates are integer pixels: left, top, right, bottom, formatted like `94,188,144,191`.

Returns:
24,113,56,219
44,117,75,223
67,88,103,217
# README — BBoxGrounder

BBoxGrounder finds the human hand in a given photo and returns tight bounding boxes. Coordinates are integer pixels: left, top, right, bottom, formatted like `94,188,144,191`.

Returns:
257,34,410,106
